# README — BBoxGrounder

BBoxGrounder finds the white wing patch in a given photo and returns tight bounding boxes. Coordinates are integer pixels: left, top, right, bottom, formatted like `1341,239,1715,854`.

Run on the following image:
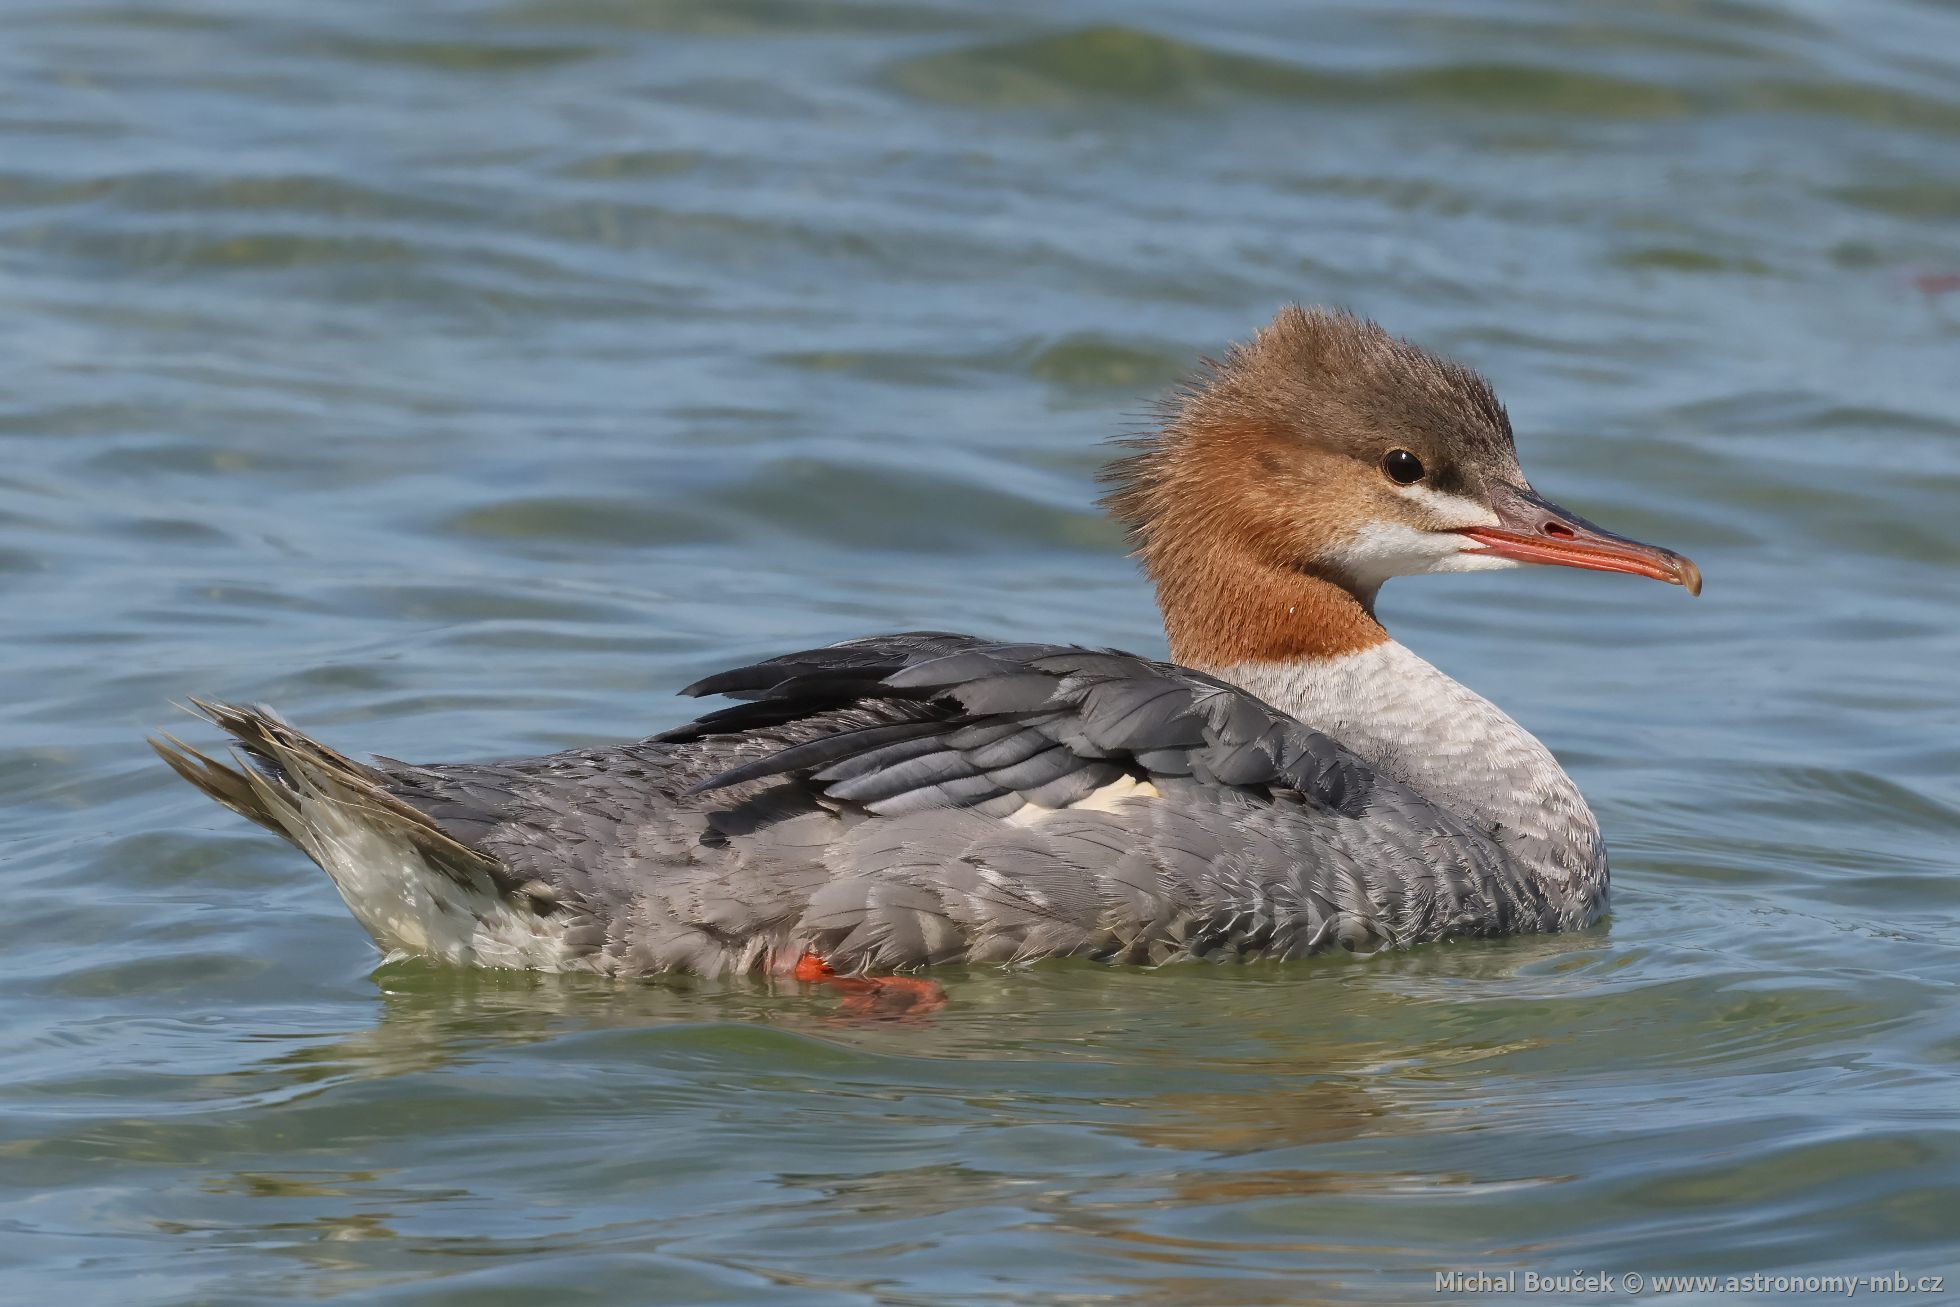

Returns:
1005,774,1162,827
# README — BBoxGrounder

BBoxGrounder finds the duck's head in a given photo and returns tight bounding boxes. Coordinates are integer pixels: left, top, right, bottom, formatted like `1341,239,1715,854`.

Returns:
1103,306,1698,665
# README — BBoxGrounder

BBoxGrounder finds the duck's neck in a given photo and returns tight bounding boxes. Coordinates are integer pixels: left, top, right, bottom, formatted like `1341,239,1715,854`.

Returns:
1160,562,1606,915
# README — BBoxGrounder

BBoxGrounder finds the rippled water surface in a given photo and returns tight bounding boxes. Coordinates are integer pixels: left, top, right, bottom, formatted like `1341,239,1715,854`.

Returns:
4,1,1958,1302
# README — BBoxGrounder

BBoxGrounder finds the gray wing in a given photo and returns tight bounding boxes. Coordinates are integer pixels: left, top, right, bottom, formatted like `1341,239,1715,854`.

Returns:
676,637,1385,822
666,636,1556,961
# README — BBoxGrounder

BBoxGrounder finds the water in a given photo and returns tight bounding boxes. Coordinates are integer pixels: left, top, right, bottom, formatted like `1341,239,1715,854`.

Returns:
2,1,1957,1301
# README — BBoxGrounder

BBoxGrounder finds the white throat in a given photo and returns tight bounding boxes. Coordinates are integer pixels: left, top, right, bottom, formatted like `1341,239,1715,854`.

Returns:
1198,642,1606,908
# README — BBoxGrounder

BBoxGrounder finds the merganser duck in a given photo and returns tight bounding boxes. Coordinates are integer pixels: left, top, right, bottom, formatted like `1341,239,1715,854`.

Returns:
154,307,1699,985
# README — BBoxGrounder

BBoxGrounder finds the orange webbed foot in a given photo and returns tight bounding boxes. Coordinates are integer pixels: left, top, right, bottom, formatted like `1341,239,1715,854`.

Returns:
791,951,834,982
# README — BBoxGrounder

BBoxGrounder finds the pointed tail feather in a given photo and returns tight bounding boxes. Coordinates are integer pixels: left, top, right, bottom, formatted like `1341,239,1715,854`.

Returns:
151,698,507,890
150,701,582,968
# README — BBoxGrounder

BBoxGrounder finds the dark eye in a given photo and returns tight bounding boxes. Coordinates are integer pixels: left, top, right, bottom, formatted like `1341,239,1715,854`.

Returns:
1382,449,1425,485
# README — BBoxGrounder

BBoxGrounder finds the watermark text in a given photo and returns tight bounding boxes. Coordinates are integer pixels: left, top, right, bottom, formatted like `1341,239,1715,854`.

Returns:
1434,1270,1946,1296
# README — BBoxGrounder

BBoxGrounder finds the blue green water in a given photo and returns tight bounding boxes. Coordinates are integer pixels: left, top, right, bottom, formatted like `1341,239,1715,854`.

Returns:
2,2,1957,1302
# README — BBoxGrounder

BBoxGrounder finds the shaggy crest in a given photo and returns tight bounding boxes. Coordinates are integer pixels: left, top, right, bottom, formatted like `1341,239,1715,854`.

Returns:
1099,305,1517,556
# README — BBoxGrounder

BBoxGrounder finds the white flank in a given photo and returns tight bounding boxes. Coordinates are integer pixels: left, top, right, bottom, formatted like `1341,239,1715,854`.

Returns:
295,795,582,971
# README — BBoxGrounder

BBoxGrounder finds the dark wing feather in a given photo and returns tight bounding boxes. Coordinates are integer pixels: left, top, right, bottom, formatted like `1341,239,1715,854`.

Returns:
675,636,1384,820
682,713,945,794
677,632,990,701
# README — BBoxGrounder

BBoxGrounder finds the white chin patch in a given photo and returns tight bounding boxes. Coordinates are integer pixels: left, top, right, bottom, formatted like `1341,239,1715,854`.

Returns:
1426,549,1523,574
1337,490,1514,589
